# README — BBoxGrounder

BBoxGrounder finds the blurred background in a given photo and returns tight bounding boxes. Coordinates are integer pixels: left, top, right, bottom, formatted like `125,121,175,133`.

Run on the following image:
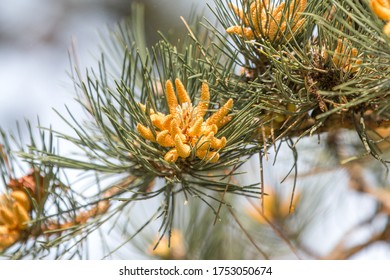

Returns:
1,0,389,260
0,0,207,131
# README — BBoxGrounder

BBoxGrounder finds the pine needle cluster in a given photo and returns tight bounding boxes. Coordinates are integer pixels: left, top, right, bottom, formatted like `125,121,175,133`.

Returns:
1,0,390,259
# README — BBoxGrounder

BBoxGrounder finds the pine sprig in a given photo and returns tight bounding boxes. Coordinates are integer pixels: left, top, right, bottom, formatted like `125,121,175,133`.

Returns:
210,0,390,164
2,0,390,260
0,122,87,259
4,3,266,258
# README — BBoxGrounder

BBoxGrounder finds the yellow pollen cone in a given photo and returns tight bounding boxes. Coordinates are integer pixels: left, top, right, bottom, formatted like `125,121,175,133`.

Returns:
226,26,255,39
197,82,210,119
170,119,186,142
188,117,203,137
196,150,220,163
165,80,179,115
0,207,17,228
11,191,31,212
206,98,233,127
384,21,390,35
13,203,30,230
196,132,214,151
371,0,390,20
211,136,227,150
137,123,156,142
156,130,175,147
202,124,218,136
164,148,179,163
175,79,191,105
175,135,191,158
151,114,167,131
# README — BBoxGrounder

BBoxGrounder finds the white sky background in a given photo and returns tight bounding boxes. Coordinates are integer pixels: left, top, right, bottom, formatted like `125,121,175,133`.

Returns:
0,1,106,132
0,0,389,260
0,0,210,131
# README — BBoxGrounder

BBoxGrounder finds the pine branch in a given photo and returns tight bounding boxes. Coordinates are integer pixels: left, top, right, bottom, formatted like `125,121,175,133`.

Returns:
2,0,390,259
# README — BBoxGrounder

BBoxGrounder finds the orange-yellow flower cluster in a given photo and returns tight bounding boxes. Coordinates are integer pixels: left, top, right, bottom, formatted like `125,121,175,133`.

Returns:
323,39,362,74
137,79,233,163
149,229,185,259
247,187,300,224
0,190,31,251
226,0,306,42
370,0,390,35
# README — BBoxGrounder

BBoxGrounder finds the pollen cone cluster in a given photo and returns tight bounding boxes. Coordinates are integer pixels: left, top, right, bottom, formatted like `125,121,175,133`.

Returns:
0,189,31,251
370,0,390,35
247,187,300,224
149,229,185,259
226,0,306,42
137,79,233,163
323,39,362,73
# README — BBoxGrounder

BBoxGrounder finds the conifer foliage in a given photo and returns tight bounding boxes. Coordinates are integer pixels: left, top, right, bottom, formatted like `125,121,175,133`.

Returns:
1,0,390,259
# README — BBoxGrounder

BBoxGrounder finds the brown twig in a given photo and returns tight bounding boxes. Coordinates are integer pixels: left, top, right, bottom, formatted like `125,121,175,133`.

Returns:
227,206,270,260
247,197,302,259
322,217,390,260
41,176,137,234
43,187,120,232
272,109,390,144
